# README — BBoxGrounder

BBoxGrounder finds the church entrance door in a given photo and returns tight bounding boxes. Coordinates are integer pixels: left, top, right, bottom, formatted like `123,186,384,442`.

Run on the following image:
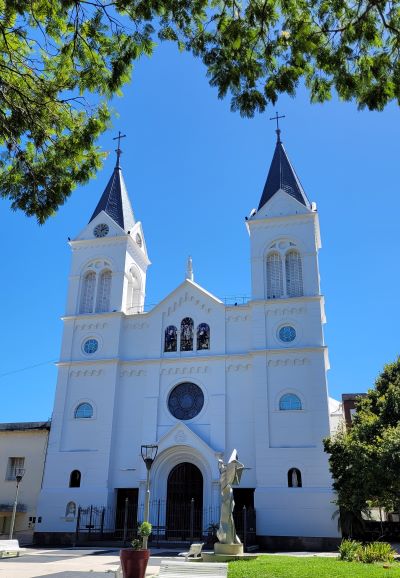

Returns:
166,462,203,540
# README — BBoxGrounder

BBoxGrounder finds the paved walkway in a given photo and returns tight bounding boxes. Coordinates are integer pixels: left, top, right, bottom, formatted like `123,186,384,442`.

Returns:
0,547,340,578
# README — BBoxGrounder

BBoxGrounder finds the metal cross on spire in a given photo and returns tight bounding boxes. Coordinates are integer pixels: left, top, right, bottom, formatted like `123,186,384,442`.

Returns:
269,112,285,143
113,131,127,168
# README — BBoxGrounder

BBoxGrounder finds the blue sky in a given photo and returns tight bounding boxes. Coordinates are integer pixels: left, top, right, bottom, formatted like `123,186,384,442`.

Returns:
1,43,399,422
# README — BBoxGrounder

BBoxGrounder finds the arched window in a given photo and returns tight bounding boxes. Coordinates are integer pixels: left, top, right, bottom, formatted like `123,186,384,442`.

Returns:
285,250,303,297
288,468,302,487
69,470,81,488
164,325,177,352
74,402,93,419
128,266,142,313
80,271,96,313
65,501,76,518
266,252,283,299
180,318,194,351
279,393,302,411
197,323,210,350
96,269,112,313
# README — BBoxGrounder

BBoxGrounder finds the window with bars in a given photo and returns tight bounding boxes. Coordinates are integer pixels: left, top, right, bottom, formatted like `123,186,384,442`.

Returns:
95,269,112,313
285,250,303,297
80,271,96,313
266,252,284,299
6,457,25,481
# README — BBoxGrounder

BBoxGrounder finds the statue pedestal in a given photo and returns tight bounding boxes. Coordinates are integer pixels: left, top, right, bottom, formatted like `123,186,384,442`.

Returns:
202,542,253,563
214,543,244,556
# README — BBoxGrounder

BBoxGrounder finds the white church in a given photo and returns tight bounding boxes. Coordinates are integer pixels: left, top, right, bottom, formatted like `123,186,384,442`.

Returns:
35,127,342,549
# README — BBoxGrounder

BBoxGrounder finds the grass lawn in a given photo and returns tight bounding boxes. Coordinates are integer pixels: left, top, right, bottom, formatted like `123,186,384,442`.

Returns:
227,555,400,577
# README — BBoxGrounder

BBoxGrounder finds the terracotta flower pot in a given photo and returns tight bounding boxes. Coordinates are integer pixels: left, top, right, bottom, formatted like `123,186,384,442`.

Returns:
119,549,150,578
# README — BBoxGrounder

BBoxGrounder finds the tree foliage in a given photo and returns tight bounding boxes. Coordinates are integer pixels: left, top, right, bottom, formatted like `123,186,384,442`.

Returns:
1,0,400,222
324,357,400,530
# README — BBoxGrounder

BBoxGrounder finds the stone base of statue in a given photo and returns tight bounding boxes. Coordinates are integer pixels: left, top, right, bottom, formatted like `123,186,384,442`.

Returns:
214,543,243,556
202,542,253,563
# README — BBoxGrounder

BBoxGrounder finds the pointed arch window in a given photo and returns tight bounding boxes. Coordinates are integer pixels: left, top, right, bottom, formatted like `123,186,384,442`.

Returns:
197,323,210,350
279,393,302,411
180,318,194,351
165,326,178,352
96,269,112,313
80,271,96,313
285,250,303,297
266,252,283,299
69,470,81,488
288,468,302,487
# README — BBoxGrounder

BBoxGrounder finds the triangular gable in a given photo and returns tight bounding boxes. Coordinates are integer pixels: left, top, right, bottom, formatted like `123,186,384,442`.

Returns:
255,188,312,219
74,209,126,241
149,278,223,315
156,422,220,463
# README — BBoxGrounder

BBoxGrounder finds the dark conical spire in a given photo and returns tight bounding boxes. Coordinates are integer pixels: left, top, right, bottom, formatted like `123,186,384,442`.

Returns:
89,136,135,232
258,133,311,211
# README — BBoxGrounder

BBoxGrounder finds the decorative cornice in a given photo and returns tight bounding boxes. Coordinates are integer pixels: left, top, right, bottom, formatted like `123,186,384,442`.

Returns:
161,366,209,376
166,292,212,316
227,363,251,372
69,369,103,377
120,369,146,377
74,321,108,331
267,358,310,367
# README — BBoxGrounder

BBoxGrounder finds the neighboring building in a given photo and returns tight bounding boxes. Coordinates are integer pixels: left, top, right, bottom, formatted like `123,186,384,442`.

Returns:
329,398,344,435
342,393,367,428
0,421,50,544
35,129,341,548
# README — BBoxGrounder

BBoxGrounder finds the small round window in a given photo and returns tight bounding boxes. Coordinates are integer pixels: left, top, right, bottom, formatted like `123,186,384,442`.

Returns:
278,325,296,343
83,338,98,354
168,383,204,420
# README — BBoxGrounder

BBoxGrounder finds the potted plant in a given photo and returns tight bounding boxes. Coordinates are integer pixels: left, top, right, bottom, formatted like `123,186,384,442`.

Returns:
119,521,152,578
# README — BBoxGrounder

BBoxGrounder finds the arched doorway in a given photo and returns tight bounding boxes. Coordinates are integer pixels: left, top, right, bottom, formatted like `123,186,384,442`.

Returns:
166,462,203,540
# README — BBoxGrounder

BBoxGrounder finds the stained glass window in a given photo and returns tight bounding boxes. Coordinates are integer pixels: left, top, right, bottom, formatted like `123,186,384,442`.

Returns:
168,382,204,420
197,323,210,350
83,339,98,354
165,325,178,352
278,326,296,342
279,393,302,411
180,318,194,351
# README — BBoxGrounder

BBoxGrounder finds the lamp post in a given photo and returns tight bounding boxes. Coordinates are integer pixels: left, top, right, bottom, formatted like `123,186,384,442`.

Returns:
140,444,158,549
9,468,25,540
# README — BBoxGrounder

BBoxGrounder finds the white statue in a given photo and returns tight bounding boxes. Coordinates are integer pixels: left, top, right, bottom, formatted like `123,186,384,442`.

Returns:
217,449,244,544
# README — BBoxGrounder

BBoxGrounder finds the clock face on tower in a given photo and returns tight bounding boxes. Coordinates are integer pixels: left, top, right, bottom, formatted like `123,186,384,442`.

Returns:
93,223,109,238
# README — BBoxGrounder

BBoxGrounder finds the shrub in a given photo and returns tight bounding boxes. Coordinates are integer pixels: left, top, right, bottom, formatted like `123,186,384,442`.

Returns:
338,539,362,561
339,539,396,564
359,542,395,564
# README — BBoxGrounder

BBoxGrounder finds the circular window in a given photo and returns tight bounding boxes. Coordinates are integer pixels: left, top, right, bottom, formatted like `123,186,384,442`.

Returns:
83,338,99,354
168,383,204,420
278,325,296,343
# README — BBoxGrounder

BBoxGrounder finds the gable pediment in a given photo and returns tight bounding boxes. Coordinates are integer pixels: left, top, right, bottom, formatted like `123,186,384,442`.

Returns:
74,210,126,241
152,279,223,318
157,422,220,462
256,189,312,219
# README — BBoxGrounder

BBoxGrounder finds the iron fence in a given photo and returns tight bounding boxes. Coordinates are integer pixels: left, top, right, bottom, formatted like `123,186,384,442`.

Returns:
75,499,256,549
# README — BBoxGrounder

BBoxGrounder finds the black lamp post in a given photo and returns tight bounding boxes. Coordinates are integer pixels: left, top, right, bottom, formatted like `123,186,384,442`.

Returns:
140,445,158,549
9,468,25,540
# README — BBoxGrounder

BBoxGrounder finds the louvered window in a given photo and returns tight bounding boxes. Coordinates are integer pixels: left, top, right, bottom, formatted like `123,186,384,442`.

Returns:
96,269,112,313
80,271,96,313
6,457,25,481
266,252,283,299
285,250,303,297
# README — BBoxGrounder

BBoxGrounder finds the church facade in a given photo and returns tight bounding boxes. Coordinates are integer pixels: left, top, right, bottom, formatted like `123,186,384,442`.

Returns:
35,130,341,547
